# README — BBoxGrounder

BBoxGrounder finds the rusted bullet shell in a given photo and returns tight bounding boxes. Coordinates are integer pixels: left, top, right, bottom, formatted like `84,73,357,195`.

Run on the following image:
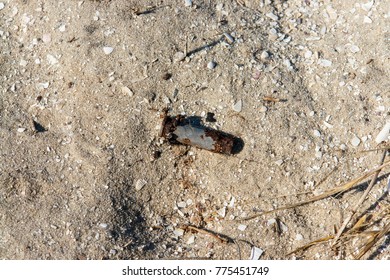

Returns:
160,115,243,155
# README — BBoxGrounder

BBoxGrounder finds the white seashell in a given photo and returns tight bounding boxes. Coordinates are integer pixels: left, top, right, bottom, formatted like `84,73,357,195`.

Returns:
375,122,390,143
103,46,114,55
135,179,147,191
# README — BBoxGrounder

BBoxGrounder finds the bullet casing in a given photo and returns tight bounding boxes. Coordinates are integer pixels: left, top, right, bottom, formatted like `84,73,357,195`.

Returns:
160,115,235,155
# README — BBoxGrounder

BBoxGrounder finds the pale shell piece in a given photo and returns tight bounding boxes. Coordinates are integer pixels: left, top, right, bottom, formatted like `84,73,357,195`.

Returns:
135,179,147,191
249,246,264,260
233,100,242,112
103,46,114,55
375,122,390,143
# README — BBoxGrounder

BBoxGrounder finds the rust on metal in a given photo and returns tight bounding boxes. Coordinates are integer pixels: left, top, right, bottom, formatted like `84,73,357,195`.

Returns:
160,114,243,155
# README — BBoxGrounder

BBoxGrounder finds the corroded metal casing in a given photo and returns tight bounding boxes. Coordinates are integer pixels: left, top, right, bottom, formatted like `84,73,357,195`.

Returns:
160,115,238,155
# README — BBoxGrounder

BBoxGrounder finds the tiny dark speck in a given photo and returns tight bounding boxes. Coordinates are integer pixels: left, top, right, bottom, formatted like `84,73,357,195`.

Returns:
33,121,47,133
206,112,216,122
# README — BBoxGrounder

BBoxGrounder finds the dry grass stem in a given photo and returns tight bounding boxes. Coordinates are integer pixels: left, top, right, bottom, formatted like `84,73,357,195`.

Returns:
332,150,388,246
243,159,390,221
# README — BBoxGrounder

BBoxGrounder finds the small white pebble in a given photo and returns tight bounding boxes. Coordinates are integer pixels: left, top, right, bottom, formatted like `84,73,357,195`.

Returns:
259,106,268,113
363,16,372,23
17,128,26,133
121,86,134,97
47,54,58,65
0,3,5,10
267,218,276,226
42,33,51,43
266,12,279,21
313,130,321,137
260,50,270,60
238,224,247,231
275,159,284,166
361,0,374,12
173,51,185,63
340,144,347,151
295,233,304,241
351,136,361,147
318,59,332,67
99,223,108,229
20,59,28,67
223,32,234,44
187,235,195,244
173,228,184,237
304,50,313,59
232,99,242,112
59,24,66,32
184,0,192,7
350,45,360,53
207,61,216,69
217,207,226,218
375,122,390,143
249,246,264,260
103,46,114,55
177,201,187,208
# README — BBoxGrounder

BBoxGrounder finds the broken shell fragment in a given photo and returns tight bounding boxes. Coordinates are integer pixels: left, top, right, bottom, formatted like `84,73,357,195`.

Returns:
160,115,243,155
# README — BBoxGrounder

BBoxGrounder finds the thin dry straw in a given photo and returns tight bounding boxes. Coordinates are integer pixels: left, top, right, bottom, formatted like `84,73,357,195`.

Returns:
242,159,390,221
332,150,388,247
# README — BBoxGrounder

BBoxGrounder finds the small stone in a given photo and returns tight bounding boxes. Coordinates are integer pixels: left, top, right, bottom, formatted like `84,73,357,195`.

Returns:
184,0,192,7
173,51,185,63
187,235,195,244
109,249,117,255
17,128,26,133
363,16,372,23
42,33,51,43
0,3,5,10
315,151,322,159
295,233,304,241
267,218,276,226
340,144,347,151
351,136,361,147
266,12,279,21
135,179,147,191
121,86,134,97
350,45,360,53
177,201,187,208
361,0,374,12
47,54,58,65
318,59,332,67
232,99,242,112
229,197,235,208
304,50,313,59
217,207,226,218
173,228,184,237
103,46,114,55
99,223,108,229
313,130,321,137
260,50,270,60
207,61,216,69
223,32,234,44
259,106,268,113
20,59,28,67
59,24,66,32
249,246,264,260
238,224,247,231
375,122,390,143
275,159,284,166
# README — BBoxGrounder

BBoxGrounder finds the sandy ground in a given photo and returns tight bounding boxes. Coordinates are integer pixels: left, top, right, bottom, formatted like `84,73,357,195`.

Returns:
0,0,389,259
